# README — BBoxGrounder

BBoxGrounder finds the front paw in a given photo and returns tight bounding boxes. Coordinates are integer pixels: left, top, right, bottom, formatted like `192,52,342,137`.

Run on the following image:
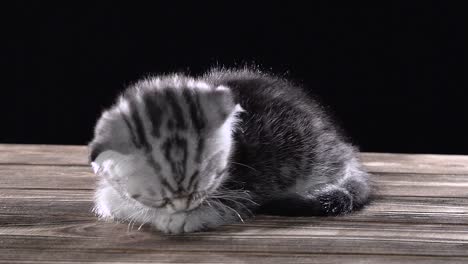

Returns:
180,206,224,233
154,206,219,234
156,213,188,234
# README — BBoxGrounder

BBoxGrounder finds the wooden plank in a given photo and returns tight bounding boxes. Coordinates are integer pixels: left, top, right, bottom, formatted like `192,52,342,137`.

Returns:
0,165,95,190
0,252,466,264
371,172,468,197
1,219,468,257
361,152,468,174
1,191,467,226
2,144,468,175
2,145,468,263
0,144,88,166
2,165,468,198
1,188,468,259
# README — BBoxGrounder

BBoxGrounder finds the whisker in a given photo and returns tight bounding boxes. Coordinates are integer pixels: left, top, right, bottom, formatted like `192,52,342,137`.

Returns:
137,210,150,230
230,162,259,172
223,204,245,223
211,198,245,223
214,197,253,217
203,199,223,219
209,194,259,206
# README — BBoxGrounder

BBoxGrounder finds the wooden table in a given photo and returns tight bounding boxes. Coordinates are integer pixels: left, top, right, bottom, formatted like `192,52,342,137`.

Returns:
1,144,468,263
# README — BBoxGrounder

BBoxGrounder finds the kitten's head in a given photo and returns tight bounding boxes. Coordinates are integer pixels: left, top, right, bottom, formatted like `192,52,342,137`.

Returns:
89,76,242,213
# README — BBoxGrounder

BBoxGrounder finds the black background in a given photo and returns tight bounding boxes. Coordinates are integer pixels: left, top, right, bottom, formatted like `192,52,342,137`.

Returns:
5,2,466,154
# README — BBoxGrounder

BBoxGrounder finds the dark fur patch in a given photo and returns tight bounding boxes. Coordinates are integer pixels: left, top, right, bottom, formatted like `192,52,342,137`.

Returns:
187,170,199,191
160,178,177,193
128,99,151,151
146,156,162,173
258,194,323,216
89,142,105,162
131,194,141,199
142,91,163,138
215,167,228,179
182,89,205,132
195,138,205,163
121,113,140,148
162,135,188,184
164,89,187,130
316,189,353,215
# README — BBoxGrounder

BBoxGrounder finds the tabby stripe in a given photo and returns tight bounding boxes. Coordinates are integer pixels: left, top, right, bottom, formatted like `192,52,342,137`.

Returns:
121,113,140,148
187,170,199,191
166,199,176,211
162,136,188,184
190,179,199,192
128,99,151,151
142,91,163,138
195,138,205,163
146,157,162,173
153,198,169,209
182,89,205,133
160,188,167,198
186,193,194,208
183,90,206,163
161,178,177,193
165,90,187,130
215,167,228,179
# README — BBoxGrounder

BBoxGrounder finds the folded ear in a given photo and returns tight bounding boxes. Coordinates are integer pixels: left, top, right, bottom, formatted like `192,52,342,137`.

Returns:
212,85,237,120
89,109,134,163
198,85,242,129
89,141,106,163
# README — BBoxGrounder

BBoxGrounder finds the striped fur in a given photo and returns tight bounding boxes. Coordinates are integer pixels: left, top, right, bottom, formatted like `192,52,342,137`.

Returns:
89,69,370,233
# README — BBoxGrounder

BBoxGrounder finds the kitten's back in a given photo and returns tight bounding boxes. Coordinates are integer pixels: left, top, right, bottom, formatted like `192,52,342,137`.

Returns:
206,68,370,215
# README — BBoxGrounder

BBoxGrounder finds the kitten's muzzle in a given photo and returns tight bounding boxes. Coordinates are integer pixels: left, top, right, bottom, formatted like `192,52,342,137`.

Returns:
166,195,204,213
167,197,190,213
131,192,205,213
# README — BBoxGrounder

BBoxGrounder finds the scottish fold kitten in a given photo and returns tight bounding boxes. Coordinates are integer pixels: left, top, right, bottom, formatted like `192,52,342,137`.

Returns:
89,68,370,233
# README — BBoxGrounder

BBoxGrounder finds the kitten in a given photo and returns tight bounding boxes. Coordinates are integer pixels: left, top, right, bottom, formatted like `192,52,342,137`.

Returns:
89,68,370,233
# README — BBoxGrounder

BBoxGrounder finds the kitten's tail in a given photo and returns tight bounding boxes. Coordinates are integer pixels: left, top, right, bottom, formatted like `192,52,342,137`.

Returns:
259,159,371,216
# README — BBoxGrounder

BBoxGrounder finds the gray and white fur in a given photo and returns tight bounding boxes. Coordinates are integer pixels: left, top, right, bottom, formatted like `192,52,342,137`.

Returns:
89,68,370,233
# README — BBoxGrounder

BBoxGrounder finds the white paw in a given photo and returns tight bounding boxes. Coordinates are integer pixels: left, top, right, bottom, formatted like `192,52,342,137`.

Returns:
153,205,222,234
155,213,188,234
182,219,206,233
181,206,223,233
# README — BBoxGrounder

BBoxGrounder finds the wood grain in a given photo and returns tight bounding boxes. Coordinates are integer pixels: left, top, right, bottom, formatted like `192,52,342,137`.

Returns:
0,144,88,166
1,144,468,263
2,165,468,197
361,152,468,174
1,191,467,226
0,165,95,190
0,252,466,264
3,144,468,174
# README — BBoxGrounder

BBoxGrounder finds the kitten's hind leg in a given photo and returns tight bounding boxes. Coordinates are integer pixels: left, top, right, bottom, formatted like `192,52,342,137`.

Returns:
259,161,371,216
259,181,369,216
